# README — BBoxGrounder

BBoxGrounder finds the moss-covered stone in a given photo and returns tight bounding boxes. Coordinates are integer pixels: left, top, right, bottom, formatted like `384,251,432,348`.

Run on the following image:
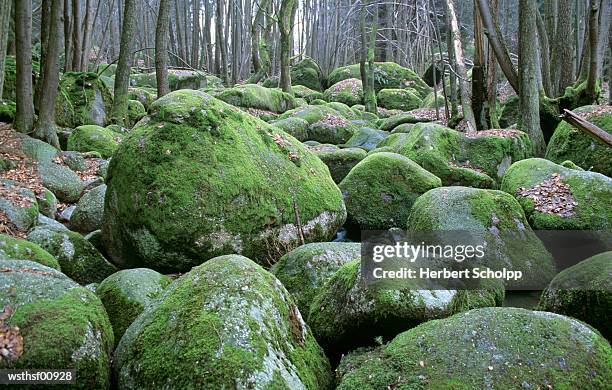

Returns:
376,88,422,111
545,105,612,177
336,307,612,389
276,104,358,145
114,255,333,389
35,188,57,218
538,251,611,340
309,260,503,358
128,87,156,110
217,84,297,113
501,158,612,230
328,62,431,97
0,100,16,122
131,69,208,91
102,90,346,272
2,56,40,101
309,144,367,183
292,85,324,103
16,134,59,163
407,187,556,289
67,125,121,159
0,180,39,231
70,184,106,234
339,152,441,230
0,233,60,269
55,72,113,128
0,259,113,389
323,78,363,106
378,112,422,131
127,99,146,128
27,226,117,285
270,117,310,141
37,162,85,203
277,104,341,124
373,123,533,187
421,91,446,108
342,127,389,151
499,95,561,141
96,268,171,344
291,57,323,91
271,242,361,316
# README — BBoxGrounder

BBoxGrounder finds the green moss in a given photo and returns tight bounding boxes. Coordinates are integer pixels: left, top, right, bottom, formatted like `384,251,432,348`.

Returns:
421,91,446,108
0,260,113,390
70,184,106,233
309,144,367,183
55,72,113,128
96,268,171,344
342,127,389,151
378,112,421,131
2,56,40,101
376,88,422,111
128,87,155,110
67,125,121,159
339,152,441,230
337,307,612,390
499,95,561,141
0,233,60,269
0,100,16,122
538,251,611,340
27,226,118,285
270,117,310,141
0,180,39,231
323,78,363,106
37,162,85,203
113,255,333,389
217,84,297,113
545,105,612,177
501,158,612,230
291,57,323,91
102,90,346,271
127,99,146,127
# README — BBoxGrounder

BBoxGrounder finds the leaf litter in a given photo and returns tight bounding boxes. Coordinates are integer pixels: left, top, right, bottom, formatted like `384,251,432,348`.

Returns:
516,173,576,217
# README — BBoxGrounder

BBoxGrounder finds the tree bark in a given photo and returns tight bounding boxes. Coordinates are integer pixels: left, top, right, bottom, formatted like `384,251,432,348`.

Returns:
155,0,171,98
518,0,545,155
246,0,270,83
216,0,228,85
279,0,298,93
360,0,377,114
33,0,62,148
13,0,35,133
472,3,486,129
536,8,553,97
191,0,200,68
203,0,213,71
552,0,574,96
586,0,600,101
444,0,476,132
71,0,83,71
485,0,499,128
64,0,73,71
80,0,93,71
0,0,12,99
111,0,137,126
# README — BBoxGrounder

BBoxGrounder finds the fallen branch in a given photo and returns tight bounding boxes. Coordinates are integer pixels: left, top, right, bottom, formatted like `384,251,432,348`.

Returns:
561,109,612,147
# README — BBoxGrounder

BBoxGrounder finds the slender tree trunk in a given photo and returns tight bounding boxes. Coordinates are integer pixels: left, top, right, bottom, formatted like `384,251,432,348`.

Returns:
279,0,298,93
445,2,458,117
204,0,213,71
536,8,553,97
247,0,270,83
485,0,499,128
445,0,476,132
231,0,238,84
472,3,486,129
216,0,228,85
191,0,200,68
80,0,93,70
155,0,171,97
586,0,600,101
64,0,73,71
71,0,83,71
111,0,137,126
33,0,62,148
552,0,574,96
518,0,545,155
13,0,35,133
360,0,377,114
0,0,11,99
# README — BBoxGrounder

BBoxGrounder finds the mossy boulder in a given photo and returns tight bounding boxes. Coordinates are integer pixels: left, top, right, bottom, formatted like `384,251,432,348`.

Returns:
56,72,113,128
309,144,367,183
0,233,60,269
70,184,106,234
373,123,533,187
277,104,341,124
421,91,446,108
292,84,324,102
276,105,358,145
323,78,363,106
36,187,58,218
16,133,59,163
309,260,503,358
336,307,612,389
27,226,118,284
407,187,556,289
131,69,208,90
0,100,16,122
291,57,323,91
538,251,612,340
328,62,431,97
0,180,39,231
340,152,442,230
0,259,114,389
378,112,422,131
545,105,612,177
128,87,155,110
342,127,389,151
270,117,310,141
499,95,561,141
127,99,146,127
67,125,121,159
114,255,333,389
37,162,85,203
102,90,346,272
217,84,297,113
501,158,612,230
270,242,361,316
2,56,40,101
376,88,422,111
96,268,171,344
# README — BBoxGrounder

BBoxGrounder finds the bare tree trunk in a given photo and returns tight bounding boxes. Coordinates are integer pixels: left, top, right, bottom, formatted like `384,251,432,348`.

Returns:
518,0,545,155
472,3,486,129
33,0,62,148
203,0,213,71
444,0,476,132
111,0,137,126
80,0,93,70
360,0,377,114
485,0,499,128
64,0,73,71
231,0,238,84
13,0,35,133
552,0,574,96
191,0,200,68
247,0,270,83
536,8,553,97
155,0,171,98
71,0,83,71
0,0,11,99
279,0,298,93
216,0,228,85
586,0,600,101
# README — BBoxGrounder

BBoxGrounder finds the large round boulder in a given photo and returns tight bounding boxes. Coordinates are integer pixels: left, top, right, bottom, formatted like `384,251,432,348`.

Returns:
308,144,367,183
0,233,60,270
291,57,323,91
55,72,113,128
0,259,114,389
70,184,106,233
323,78,363,106
545,105,611,176
340,152,442,230
538,251,612,339
114,255,333,389
102,90,346,272
376,88,422,111
216,84,297,113
336,307,612,389
67,125,121,159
